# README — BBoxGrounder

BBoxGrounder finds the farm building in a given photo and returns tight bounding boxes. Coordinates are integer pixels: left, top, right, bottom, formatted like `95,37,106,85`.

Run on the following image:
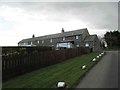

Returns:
18,28,101,51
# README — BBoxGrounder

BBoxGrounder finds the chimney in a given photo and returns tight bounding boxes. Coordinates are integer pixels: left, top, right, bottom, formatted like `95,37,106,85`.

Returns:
61,28,65,33
32,34,35,38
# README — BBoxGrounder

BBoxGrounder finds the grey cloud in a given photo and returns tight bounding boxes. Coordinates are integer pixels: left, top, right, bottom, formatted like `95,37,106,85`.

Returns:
0,2,118,30
45,2,118,30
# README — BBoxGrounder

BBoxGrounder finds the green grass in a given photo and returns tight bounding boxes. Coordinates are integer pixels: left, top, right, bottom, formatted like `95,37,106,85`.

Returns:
3,52,101,88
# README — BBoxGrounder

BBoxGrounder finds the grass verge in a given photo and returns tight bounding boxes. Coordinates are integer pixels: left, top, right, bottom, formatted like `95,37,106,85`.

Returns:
3,52,105,88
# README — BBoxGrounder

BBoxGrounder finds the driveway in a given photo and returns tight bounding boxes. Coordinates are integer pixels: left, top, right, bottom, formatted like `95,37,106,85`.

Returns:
76,51,118,88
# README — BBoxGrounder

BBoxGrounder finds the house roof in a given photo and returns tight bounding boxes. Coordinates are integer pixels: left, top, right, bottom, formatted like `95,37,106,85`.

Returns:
18,28,88,43
84,34,98,42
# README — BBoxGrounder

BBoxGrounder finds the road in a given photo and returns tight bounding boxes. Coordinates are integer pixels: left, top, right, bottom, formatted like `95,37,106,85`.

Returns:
0,48,2,90
76,51,118,88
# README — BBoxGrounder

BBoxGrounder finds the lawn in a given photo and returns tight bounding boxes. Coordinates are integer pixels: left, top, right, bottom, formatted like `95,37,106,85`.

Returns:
3,52,102,88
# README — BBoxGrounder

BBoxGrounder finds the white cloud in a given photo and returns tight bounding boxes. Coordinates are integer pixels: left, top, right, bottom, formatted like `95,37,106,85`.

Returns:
0,2,117,46
0,4,91,46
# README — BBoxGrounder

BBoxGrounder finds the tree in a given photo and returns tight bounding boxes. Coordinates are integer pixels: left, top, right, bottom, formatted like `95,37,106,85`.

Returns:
104,30,120,49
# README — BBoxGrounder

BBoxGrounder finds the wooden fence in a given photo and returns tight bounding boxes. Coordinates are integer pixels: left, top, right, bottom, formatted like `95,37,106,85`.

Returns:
2,47,90,82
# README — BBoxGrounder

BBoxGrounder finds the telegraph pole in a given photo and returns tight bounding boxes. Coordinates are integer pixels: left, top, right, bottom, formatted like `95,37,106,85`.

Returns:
110,32,112,50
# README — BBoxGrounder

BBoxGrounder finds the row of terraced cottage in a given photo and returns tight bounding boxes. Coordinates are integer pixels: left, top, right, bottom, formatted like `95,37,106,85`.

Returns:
18,28,101,52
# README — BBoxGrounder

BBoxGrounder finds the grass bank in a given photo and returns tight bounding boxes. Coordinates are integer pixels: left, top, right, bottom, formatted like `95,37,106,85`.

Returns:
3,52,104,88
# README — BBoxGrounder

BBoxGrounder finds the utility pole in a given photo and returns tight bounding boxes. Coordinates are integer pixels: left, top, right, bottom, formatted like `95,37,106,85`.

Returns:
110,32,112,50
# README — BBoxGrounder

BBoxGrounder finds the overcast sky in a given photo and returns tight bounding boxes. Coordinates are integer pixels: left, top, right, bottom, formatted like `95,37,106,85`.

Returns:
0,1,118,46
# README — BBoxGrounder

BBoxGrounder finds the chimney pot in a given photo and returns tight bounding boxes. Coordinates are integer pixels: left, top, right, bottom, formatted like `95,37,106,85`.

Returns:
32,34,35,38
61,28,65,33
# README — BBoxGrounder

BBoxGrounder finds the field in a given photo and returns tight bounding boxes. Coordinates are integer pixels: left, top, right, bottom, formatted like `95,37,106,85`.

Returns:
3,52,102,88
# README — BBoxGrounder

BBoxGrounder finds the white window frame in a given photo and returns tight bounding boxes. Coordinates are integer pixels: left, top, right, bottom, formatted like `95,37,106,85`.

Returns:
76,44,79,47
56,42,72,48
76,35,79,39
22,43,24,46
63,37,65,41
31,41,33,45
42,40,44,44
37,40,39,44
85,43,89,47
18,43,22,46
50,39,52,43
24,42,28,45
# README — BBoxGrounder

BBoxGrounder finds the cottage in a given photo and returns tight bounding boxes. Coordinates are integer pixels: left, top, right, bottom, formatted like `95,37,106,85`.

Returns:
18,28,101,51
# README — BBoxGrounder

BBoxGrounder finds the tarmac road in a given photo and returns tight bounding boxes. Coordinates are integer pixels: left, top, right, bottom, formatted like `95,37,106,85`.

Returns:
76,51,118,88
0,69,1,89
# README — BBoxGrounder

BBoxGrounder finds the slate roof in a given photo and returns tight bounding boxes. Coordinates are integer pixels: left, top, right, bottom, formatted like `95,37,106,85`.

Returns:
18,28,88,43
84,34,97,42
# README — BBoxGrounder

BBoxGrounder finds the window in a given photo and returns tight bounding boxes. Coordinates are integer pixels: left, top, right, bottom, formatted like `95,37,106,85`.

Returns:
68,44,70,48
85,43,89,47
37,40,39,44
75,35,79,39
57,42,71,48
19,42,28,46
76,44,79,47
58,43,67,47
31,41,33,45
56,44,59,48
24,42,28,45
18,43,20,46
42,40,44,44
27,42,31,45
18,43,23,46
63,37,65,41
50,39,52,43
